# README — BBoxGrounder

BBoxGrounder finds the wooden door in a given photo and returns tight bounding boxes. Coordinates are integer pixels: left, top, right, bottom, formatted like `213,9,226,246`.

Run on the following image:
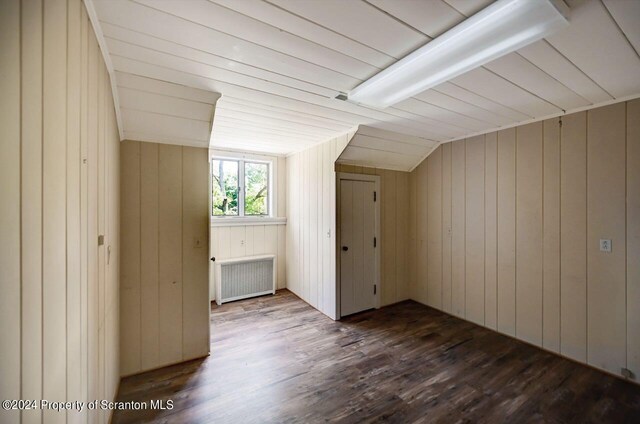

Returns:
340,179,376,317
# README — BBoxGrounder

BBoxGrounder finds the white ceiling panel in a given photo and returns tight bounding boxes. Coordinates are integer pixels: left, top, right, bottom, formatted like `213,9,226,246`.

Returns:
134,0,378,80
94,0,361,89
123,108,210,140
413,89,514,126
102,25,342,96
349,135,432,157
214,108,342,136
88,0,640,165
115,71,222,103
116,73,219,147
443,0,494,17
123,131,214,147
432,82,532,122
116,54,459,144
268,0,428,59
118,87,213,121
337,125,436,172
452,68,562,117
484,53,590,111
218,98,354,132
393,98,493,132
367,0,465,38
603,0,640,56
212,0,394,69
357,125,436,146
517,40,613,104
106,38,339,98
546,0,640,98
339,145,422,172
213,115,336,140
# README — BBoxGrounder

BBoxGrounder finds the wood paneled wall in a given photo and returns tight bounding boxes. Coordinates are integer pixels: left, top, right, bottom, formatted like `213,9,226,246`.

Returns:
335,164,411,306
286,134,352,319
120,140,209,376
0,0,121,422
409,100,640,381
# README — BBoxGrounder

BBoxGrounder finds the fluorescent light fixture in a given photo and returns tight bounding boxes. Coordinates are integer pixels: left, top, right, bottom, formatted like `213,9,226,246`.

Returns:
348,0,569,109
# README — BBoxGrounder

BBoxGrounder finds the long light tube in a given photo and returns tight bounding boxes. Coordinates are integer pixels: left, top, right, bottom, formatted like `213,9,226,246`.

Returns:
348,0,569,109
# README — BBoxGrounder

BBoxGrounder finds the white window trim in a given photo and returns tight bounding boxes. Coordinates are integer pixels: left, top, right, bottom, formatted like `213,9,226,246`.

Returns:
210,217,286,227
210,150,280,222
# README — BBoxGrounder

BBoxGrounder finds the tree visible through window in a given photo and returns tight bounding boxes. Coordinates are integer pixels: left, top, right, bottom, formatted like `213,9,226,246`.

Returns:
212,160,238,216
244,162,269,215
211,159,270,217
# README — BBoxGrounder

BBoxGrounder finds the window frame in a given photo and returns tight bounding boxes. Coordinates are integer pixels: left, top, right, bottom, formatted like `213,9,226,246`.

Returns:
210,153,275,220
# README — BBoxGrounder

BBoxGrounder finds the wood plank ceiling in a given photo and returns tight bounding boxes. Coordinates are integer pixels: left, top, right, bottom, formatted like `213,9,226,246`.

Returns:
91,0,640,163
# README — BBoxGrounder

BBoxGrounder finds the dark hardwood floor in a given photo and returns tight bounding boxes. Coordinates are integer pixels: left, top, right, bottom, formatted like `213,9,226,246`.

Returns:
112,290,640,423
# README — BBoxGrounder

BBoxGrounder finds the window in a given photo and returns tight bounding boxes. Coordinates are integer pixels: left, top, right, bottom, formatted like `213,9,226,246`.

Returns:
211,159,239,216
211,158,270,217
244,162,269,216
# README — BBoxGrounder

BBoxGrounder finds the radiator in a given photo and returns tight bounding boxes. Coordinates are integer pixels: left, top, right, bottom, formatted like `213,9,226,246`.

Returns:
214,254,276,305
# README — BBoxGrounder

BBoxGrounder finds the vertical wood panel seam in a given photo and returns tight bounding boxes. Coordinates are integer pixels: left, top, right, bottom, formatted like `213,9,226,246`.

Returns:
18,0,23,412
441,150,444,308
76,1,83,405
82,14,88,402
65,0,69,406
542,122,545,344
464,140,467,318
64,0,69,409
138,141,142,371
496,137,500,329
41,0,45,407
481,138,486,324
624,102,628,369
585,110,589,364
156,143,160,360
515,129,518,336
449,145,453,311
495,134,498,328
102,73,107,404
559,116,563,353
181,147,185,359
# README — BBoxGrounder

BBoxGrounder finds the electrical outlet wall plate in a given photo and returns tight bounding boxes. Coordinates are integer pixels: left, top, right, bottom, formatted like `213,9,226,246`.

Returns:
599,239,612,253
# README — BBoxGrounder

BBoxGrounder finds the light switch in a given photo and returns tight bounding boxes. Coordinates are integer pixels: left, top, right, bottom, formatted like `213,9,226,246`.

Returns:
599,239,612,253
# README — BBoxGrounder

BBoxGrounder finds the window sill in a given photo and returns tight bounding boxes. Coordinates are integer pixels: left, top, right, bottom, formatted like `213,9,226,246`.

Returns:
210,217,287,227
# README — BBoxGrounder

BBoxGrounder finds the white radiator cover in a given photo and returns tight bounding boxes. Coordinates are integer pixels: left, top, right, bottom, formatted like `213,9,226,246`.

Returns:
214,254,276,305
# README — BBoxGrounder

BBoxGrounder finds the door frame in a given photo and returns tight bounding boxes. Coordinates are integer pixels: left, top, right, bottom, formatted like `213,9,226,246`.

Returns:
336,172,381,319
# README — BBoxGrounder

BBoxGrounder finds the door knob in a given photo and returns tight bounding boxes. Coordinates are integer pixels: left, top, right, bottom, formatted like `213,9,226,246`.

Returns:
342,246,349,251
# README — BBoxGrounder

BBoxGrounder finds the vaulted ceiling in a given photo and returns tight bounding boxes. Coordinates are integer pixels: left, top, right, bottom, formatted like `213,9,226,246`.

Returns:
91,0,640,163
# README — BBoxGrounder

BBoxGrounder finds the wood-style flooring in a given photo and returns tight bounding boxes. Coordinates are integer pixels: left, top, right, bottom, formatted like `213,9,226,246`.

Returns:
112,290,640,423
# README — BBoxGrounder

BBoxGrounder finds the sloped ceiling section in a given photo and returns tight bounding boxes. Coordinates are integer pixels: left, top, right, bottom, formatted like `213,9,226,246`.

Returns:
337,126,437,172
89,0,640,156
117,73,220,148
